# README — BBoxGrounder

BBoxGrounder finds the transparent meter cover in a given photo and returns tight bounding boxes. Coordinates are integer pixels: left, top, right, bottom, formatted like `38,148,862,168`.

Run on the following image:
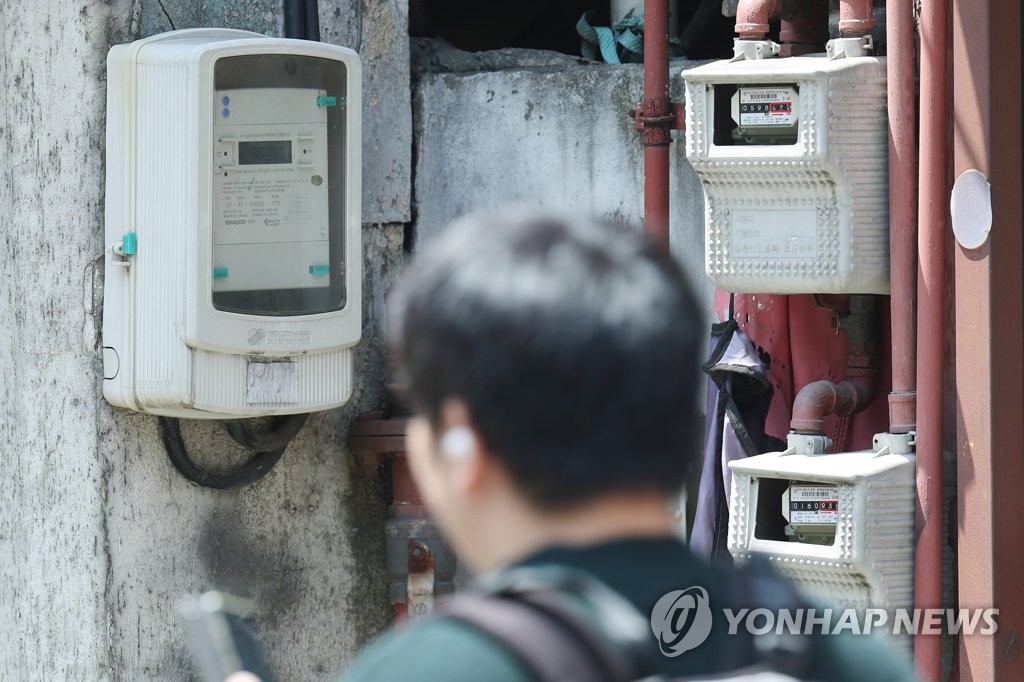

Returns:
211,54,348,316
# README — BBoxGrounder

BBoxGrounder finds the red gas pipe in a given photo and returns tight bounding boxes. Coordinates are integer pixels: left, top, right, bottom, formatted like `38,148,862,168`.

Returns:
790,375,878,434
639,0,672,250
735,0,871,43
886,0,918,434
914,0,949,674
734,0,783,40
838,0,875,37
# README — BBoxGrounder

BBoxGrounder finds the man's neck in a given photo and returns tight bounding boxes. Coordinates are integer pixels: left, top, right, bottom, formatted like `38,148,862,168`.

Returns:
463,491,678,574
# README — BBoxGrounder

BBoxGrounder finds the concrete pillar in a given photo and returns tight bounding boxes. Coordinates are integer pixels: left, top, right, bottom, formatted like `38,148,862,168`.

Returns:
0,1,410,678
0,3,132,676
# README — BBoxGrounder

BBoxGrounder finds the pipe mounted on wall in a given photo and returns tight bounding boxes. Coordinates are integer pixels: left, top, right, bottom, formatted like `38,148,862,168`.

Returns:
914,0,949,674
640,0,671,250
886,0,918,435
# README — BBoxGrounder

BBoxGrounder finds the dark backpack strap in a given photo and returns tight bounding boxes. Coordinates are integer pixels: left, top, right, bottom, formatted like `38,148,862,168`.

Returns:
724,557,816,680
439,561,817,682
441,591,626,682
716,564,760,673
517,587,653,680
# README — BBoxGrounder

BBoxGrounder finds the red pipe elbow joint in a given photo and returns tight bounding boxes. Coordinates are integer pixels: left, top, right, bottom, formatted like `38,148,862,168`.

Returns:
790,295,881,436
790,373,878,434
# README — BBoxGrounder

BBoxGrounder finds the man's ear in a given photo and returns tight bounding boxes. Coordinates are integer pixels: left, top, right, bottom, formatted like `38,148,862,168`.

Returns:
437,399,490,494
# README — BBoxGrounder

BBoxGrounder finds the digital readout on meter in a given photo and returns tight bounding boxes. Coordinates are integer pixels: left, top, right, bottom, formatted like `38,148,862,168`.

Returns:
788,484,839,524
238,140,293,165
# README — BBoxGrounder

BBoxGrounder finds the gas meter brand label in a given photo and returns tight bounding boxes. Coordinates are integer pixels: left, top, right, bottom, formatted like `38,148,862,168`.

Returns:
789,485,839,524
738,87,796,127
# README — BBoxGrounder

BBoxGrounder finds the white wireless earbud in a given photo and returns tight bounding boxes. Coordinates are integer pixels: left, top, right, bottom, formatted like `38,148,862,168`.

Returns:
440,427,476,460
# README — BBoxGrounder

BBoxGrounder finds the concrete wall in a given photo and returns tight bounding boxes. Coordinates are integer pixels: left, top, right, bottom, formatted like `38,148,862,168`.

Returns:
0,2,408,679
411,41,716,327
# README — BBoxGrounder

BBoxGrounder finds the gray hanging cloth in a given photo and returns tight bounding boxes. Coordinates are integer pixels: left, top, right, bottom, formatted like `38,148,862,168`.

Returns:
689,317,783,563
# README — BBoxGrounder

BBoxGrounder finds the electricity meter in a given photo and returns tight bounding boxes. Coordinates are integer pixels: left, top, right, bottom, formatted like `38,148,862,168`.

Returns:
682,55,888,294
102,29,361,418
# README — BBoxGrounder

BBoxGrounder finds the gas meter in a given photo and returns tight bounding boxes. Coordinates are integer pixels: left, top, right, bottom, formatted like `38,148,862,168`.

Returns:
727,433,915,652
102,29,361,418
682,55,888,294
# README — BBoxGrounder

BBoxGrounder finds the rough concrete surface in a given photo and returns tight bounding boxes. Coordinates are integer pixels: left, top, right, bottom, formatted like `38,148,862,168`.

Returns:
0,4,135,678
1,2,406,679
411,47,716,326
411,38,590,74
141,0,412,225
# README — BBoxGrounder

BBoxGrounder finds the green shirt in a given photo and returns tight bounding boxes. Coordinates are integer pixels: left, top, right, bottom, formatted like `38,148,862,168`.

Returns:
340,538,918,681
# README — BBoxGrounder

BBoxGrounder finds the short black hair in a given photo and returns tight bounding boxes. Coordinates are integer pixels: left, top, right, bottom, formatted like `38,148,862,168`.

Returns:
390,209,702,509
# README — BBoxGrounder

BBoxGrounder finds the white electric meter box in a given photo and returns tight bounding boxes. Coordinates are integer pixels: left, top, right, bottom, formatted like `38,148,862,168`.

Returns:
682,56,889,294
727,438,915,651
102,29,361,418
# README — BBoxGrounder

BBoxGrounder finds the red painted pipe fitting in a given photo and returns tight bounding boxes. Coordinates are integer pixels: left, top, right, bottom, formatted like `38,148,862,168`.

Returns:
838,0,875,37
790,372,879,434
735,0,784,39
790,379,866,434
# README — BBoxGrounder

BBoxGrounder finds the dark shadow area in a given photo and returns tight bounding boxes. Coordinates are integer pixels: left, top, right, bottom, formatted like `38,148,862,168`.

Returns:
409,0,735,60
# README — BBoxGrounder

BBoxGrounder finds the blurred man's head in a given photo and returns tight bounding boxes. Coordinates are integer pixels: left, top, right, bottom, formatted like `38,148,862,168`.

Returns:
389,209,701,570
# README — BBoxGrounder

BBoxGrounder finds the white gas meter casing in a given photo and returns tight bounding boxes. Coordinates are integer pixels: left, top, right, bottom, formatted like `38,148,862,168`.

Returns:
683,56,888,294
102,29,362,418
727,444,915,654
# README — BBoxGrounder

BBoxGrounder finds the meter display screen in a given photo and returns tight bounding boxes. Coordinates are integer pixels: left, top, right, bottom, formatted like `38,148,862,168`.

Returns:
238,140,292,165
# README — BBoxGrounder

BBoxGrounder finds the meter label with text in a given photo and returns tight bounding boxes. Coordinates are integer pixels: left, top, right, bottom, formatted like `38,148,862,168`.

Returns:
789,485,839,524
739,88,796,126
732,209,816,259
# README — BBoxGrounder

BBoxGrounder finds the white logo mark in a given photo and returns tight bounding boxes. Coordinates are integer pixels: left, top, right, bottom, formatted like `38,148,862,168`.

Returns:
650,586,714,657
